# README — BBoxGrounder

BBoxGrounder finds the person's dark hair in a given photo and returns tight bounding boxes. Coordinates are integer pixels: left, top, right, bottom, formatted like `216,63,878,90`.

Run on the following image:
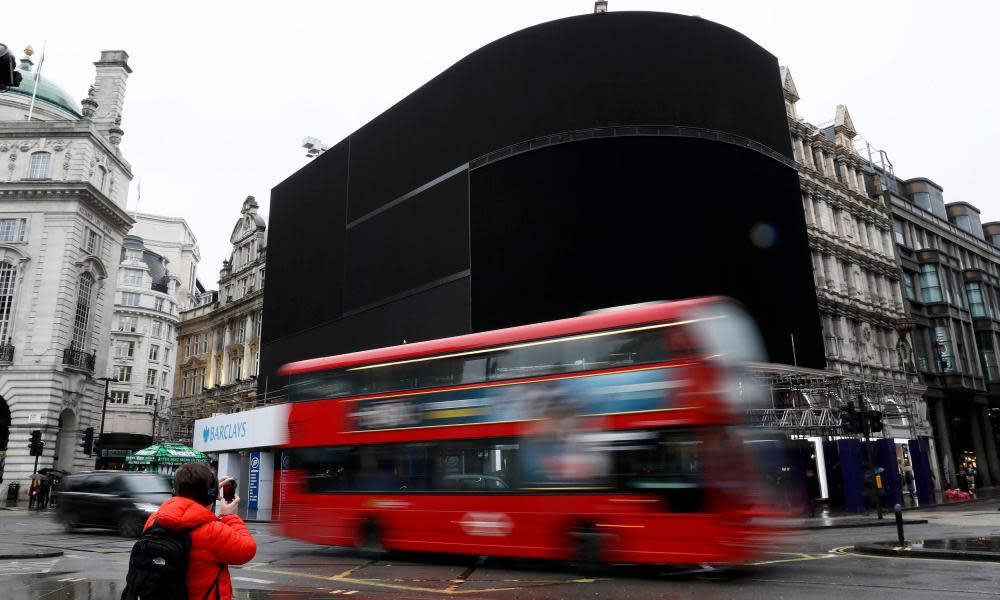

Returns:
172,462,217,504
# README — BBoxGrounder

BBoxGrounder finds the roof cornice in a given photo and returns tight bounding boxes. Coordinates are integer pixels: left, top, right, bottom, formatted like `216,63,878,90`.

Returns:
0,181,135,231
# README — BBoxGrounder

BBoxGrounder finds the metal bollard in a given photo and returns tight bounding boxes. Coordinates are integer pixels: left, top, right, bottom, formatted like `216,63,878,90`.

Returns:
894,503,904,544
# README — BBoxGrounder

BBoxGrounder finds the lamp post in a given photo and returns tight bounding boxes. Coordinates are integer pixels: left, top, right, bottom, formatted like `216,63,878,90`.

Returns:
95,376,118,468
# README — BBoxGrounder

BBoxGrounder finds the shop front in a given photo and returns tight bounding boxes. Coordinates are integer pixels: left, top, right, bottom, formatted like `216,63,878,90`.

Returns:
192,404,289,520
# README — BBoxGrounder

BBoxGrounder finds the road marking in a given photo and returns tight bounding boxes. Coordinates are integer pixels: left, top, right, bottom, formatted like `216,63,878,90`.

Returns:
232,576,274,584
58,577,86,582
748,552,838,566
244,564,580,595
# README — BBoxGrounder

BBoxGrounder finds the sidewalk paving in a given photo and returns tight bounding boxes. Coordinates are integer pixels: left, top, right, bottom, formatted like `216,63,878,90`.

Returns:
855,537,1000,562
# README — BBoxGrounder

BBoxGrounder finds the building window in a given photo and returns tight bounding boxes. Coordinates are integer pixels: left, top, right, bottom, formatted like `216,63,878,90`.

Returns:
109,391,129,404
230,356,243,381
145,393,156,406
912,192,932,212
71,273,94,351
977,332,1000,381
146,369,158,386
181,370,191,395
0,261,16,344
113,340,135,358
151,321,162,338
919,264,943,303
148,344,160,362
200,333,208,354
28,152,50,179
253,312,262,338
183,336,193,357
121,292,141,307
123,269,142,286
84,228,100,255
933,326,955,373
114,365,132,382
235,319,247,344
119,315,138,333
163,347,170,363
154,297,165,312
199,367,206,390
967,282,987,318
902,272,916,301
0,218,27,242
94,166,107,192
124,248,143,262
893,220,907,246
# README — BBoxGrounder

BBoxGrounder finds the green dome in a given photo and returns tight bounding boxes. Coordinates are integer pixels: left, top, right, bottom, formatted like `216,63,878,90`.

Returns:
7,58,82,119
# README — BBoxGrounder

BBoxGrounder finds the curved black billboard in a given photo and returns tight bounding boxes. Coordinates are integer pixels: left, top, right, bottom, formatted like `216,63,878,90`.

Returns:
262,11,823,392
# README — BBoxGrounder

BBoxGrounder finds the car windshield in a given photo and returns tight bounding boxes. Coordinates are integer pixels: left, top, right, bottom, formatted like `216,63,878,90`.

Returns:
124,475,172,494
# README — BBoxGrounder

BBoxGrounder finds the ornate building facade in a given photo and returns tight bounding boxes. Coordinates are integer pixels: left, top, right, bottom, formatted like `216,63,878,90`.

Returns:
0,48,134,490
170,197,265,443
771,68,934,503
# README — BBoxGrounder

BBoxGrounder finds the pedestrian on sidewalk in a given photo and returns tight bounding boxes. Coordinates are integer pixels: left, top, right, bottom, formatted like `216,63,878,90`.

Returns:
27,477,39,510
131,462,257,600
37,478,51,510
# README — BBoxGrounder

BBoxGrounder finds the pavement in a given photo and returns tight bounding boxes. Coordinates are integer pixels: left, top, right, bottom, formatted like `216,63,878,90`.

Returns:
4,496,1000,599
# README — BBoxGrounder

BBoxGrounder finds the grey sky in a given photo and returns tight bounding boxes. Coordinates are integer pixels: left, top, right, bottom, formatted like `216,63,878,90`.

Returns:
11,0,999,285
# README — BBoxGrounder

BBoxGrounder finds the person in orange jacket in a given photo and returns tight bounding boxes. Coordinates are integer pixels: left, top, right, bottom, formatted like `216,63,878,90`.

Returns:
144,463,257,600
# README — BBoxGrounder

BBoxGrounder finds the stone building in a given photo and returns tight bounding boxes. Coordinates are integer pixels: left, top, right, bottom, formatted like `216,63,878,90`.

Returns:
888,176,1000,491
0,47,134,490
772,68,934,505
170,197,265,443
100,233,188,468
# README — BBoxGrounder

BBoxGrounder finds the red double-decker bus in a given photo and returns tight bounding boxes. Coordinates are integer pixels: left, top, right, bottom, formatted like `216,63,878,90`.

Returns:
276,297,783,565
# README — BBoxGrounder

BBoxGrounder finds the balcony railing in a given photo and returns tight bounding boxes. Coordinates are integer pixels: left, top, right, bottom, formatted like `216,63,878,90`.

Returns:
0,342,13,363
62,346,96,371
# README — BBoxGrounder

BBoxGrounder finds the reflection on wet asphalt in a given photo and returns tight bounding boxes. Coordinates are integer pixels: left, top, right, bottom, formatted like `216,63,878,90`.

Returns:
913,536,1000,552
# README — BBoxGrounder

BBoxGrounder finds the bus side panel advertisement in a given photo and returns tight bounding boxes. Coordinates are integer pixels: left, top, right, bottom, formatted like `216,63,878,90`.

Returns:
349,367,678,432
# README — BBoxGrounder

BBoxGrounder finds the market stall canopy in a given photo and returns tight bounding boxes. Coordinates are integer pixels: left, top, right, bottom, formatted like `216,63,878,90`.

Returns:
125,442,211,469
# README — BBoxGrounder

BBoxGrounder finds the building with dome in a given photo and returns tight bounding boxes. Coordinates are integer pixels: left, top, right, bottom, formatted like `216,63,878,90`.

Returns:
0,46,134,497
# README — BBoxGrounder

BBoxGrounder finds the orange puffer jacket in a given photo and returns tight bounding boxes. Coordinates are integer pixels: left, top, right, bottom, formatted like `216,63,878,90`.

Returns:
144,496,257,600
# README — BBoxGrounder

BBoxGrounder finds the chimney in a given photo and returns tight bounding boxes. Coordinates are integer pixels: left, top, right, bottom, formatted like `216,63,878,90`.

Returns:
90,50,132,146
595,1,607,13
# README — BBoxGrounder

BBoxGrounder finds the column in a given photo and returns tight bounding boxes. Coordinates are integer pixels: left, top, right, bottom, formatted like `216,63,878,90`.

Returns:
932,398,956,488
969,403,993,487
979,405,1000,485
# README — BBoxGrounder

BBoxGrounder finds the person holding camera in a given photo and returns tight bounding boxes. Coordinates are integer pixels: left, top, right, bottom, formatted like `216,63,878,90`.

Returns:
138,463,257,600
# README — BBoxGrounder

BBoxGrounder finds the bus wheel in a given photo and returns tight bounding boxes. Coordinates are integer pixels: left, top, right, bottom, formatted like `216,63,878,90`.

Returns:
569,523,606,575
357,517,386,559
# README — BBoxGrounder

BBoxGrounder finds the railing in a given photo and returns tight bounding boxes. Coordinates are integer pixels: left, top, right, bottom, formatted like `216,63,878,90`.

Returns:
0,342,13,363
745,408,842,431
62,346,96,371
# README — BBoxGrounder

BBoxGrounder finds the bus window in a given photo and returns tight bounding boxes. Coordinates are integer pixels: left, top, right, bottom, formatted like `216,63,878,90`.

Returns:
434,440,519,492
614,430,705,512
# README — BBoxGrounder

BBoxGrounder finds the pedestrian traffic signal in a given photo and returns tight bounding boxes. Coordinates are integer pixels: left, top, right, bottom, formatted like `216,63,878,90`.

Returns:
0,44,22,91
81,427,95,456
28,429,44,456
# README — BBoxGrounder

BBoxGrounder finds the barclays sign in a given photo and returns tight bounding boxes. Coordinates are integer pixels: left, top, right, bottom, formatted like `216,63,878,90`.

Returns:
202,420,248,444
193,404,289,452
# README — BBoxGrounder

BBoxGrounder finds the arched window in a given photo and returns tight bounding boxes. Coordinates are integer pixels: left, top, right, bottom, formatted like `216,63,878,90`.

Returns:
0,262,16,343
71,273,95,351
94,166,107,192
28,152,50,179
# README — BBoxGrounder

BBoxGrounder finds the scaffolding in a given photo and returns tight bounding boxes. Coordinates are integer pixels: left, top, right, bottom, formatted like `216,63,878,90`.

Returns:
740,362,924,439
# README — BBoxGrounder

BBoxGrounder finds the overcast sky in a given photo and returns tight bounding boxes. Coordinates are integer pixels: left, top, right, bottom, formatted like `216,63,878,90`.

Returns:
9,0,999,284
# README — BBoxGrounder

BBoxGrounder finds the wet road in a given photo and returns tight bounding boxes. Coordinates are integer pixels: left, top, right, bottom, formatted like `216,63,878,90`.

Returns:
4,503,1000,599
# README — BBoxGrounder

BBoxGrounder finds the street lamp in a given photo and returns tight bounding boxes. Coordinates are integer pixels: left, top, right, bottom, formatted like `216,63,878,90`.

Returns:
95,376,118,468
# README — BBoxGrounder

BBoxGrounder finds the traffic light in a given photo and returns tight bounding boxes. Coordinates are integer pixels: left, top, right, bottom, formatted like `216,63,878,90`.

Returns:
28,429,43,456
867,410,884,433
0,44,22,91
840,404,859,434
81,427,95,456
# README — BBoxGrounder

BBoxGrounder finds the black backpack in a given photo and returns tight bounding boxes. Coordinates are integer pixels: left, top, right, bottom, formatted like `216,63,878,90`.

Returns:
120,520,222,600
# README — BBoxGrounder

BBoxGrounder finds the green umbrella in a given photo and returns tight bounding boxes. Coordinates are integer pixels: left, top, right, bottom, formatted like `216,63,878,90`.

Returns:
124,442,212,470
